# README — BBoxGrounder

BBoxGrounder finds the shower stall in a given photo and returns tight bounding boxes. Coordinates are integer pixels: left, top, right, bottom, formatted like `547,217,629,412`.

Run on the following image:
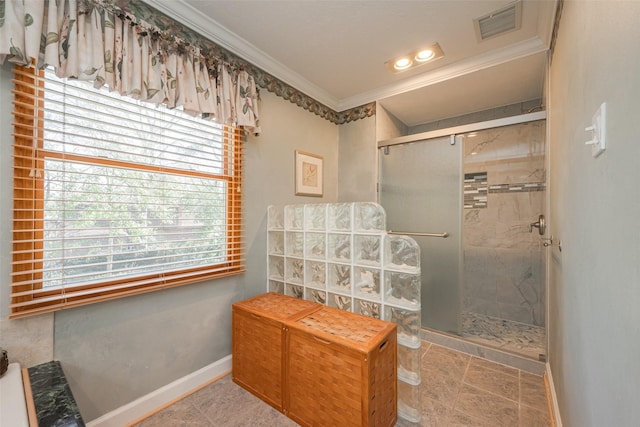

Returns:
378,113,547,360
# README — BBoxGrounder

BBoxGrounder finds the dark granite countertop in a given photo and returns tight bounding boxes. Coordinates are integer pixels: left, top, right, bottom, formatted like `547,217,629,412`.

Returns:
27,361,85,427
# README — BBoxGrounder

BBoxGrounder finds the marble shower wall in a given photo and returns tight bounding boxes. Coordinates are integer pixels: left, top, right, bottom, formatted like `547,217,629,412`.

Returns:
462,120,546,327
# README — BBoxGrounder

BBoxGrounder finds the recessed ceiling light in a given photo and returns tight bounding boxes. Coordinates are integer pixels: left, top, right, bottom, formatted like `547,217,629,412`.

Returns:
385,43,444,74
415,49,435,62
394,57,413,70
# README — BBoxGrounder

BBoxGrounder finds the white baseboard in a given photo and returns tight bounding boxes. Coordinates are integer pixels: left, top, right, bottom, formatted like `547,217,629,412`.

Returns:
87,355,232,427
545,362,563,427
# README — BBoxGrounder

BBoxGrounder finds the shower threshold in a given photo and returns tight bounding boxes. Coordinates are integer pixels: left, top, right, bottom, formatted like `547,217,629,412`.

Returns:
421,319,546,374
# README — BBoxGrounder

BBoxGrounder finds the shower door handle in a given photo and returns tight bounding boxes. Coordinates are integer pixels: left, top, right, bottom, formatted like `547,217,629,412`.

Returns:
529,214,546,235
388,230,449,238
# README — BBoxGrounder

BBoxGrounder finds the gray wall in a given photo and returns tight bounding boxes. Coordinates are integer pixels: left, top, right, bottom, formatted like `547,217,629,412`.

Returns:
0,65,338,420
376,103,407,141
548,1,640,426
337,114,377,202
243,90,339,296
54,278,240,420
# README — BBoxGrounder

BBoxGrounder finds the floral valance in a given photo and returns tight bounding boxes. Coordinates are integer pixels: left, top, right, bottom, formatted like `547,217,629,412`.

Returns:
0,0,261,134
107,0,375,125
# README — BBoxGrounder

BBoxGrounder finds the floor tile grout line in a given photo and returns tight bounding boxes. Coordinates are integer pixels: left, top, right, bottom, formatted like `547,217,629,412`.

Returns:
462,354,522,406
460,367,521,404
459,379,521,405
448,354,473,421
453,382,522,426
452,355,522,426
518,369,523,422
420,341,472,422
190,398,217,427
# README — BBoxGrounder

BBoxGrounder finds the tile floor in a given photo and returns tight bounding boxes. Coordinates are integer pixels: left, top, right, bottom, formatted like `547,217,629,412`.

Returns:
131,342,551,427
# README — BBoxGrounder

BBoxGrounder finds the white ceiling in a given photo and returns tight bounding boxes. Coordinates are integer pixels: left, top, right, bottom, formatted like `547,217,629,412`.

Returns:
146,0,557,126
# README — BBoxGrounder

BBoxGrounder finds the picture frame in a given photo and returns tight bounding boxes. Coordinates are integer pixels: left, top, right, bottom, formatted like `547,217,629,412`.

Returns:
295,150,323,196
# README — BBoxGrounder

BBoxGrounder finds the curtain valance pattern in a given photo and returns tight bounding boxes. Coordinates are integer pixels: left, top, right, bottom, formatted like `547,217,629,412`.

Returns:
0,0,261,134
114,1,375,125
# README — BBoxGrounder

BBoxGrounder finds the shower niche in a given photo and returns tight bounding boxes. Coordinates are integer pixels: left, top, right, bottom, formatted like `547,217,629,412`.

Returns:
267,202,422,422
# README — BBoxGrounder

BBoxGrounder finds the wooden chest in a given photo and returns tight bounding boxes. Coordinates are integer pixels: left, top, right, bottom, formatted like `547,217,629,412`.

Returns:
232,292,319,411
284,306,398,427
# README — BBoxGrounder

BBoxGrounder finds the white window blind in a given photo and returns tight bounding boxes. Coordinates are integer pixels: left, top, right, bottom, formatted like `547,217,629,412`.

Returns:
11,66,244,318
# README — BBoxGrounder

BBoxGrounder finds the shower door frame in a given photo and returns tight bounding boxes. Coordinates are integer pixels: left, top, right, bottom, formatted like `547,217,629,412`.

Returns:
377,110,549,359
377,111,546,150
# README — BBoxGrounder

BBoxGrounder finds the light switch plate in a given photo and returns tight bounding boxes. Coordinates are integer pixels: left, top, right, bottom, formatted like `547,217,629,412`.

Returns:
586,102,606,157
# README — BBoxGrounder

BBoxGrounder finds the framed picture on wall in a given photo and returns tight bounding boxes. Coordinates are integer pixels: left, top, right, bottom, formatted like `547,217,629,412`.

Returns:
295,150,323,196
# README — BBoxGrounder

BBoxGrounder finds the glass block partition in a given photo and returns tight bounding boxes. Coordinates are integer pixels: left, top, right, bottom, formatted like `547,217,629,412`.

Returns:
267,202,422,423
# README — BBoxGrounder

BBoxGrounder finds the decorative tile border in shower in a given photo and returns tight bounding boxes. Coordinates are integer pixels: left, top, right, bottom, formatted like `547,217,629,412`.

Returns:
464,172,488,209
464,173,546,209
488,182,546,193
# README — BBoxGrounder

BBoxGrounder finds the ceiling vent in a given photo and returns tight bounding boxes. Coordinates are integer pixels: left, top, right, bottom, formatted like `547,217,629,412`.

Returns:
474,0,522,41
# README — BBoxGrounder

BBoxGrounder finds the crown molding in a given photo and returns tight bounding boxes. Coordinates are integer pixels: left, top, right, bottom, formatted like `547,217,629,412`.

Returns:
141,0,548,120
538,0,561,49
141,0,339,110
337,37,548,111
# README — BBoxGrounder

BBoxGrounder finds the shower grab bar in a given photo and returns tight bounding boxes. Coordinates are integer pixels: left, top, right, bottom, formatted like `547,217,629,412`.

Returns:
387,230,449,238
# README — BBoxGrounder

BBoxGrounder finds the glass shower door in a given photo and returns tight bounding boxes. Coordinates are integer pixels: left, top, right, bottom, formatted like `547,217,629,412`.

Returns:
459,120,547,360
379,136,462,334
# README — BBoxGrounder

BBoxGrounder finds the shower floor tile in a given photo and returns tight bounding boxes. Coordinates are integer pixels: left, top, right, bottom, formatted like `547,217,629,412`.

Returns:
461,312,546,360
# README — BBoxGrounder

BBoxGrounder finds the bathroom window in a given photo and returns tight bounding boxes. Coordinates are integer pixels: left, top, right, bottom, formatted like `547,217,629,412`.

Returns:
10,66,244,318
